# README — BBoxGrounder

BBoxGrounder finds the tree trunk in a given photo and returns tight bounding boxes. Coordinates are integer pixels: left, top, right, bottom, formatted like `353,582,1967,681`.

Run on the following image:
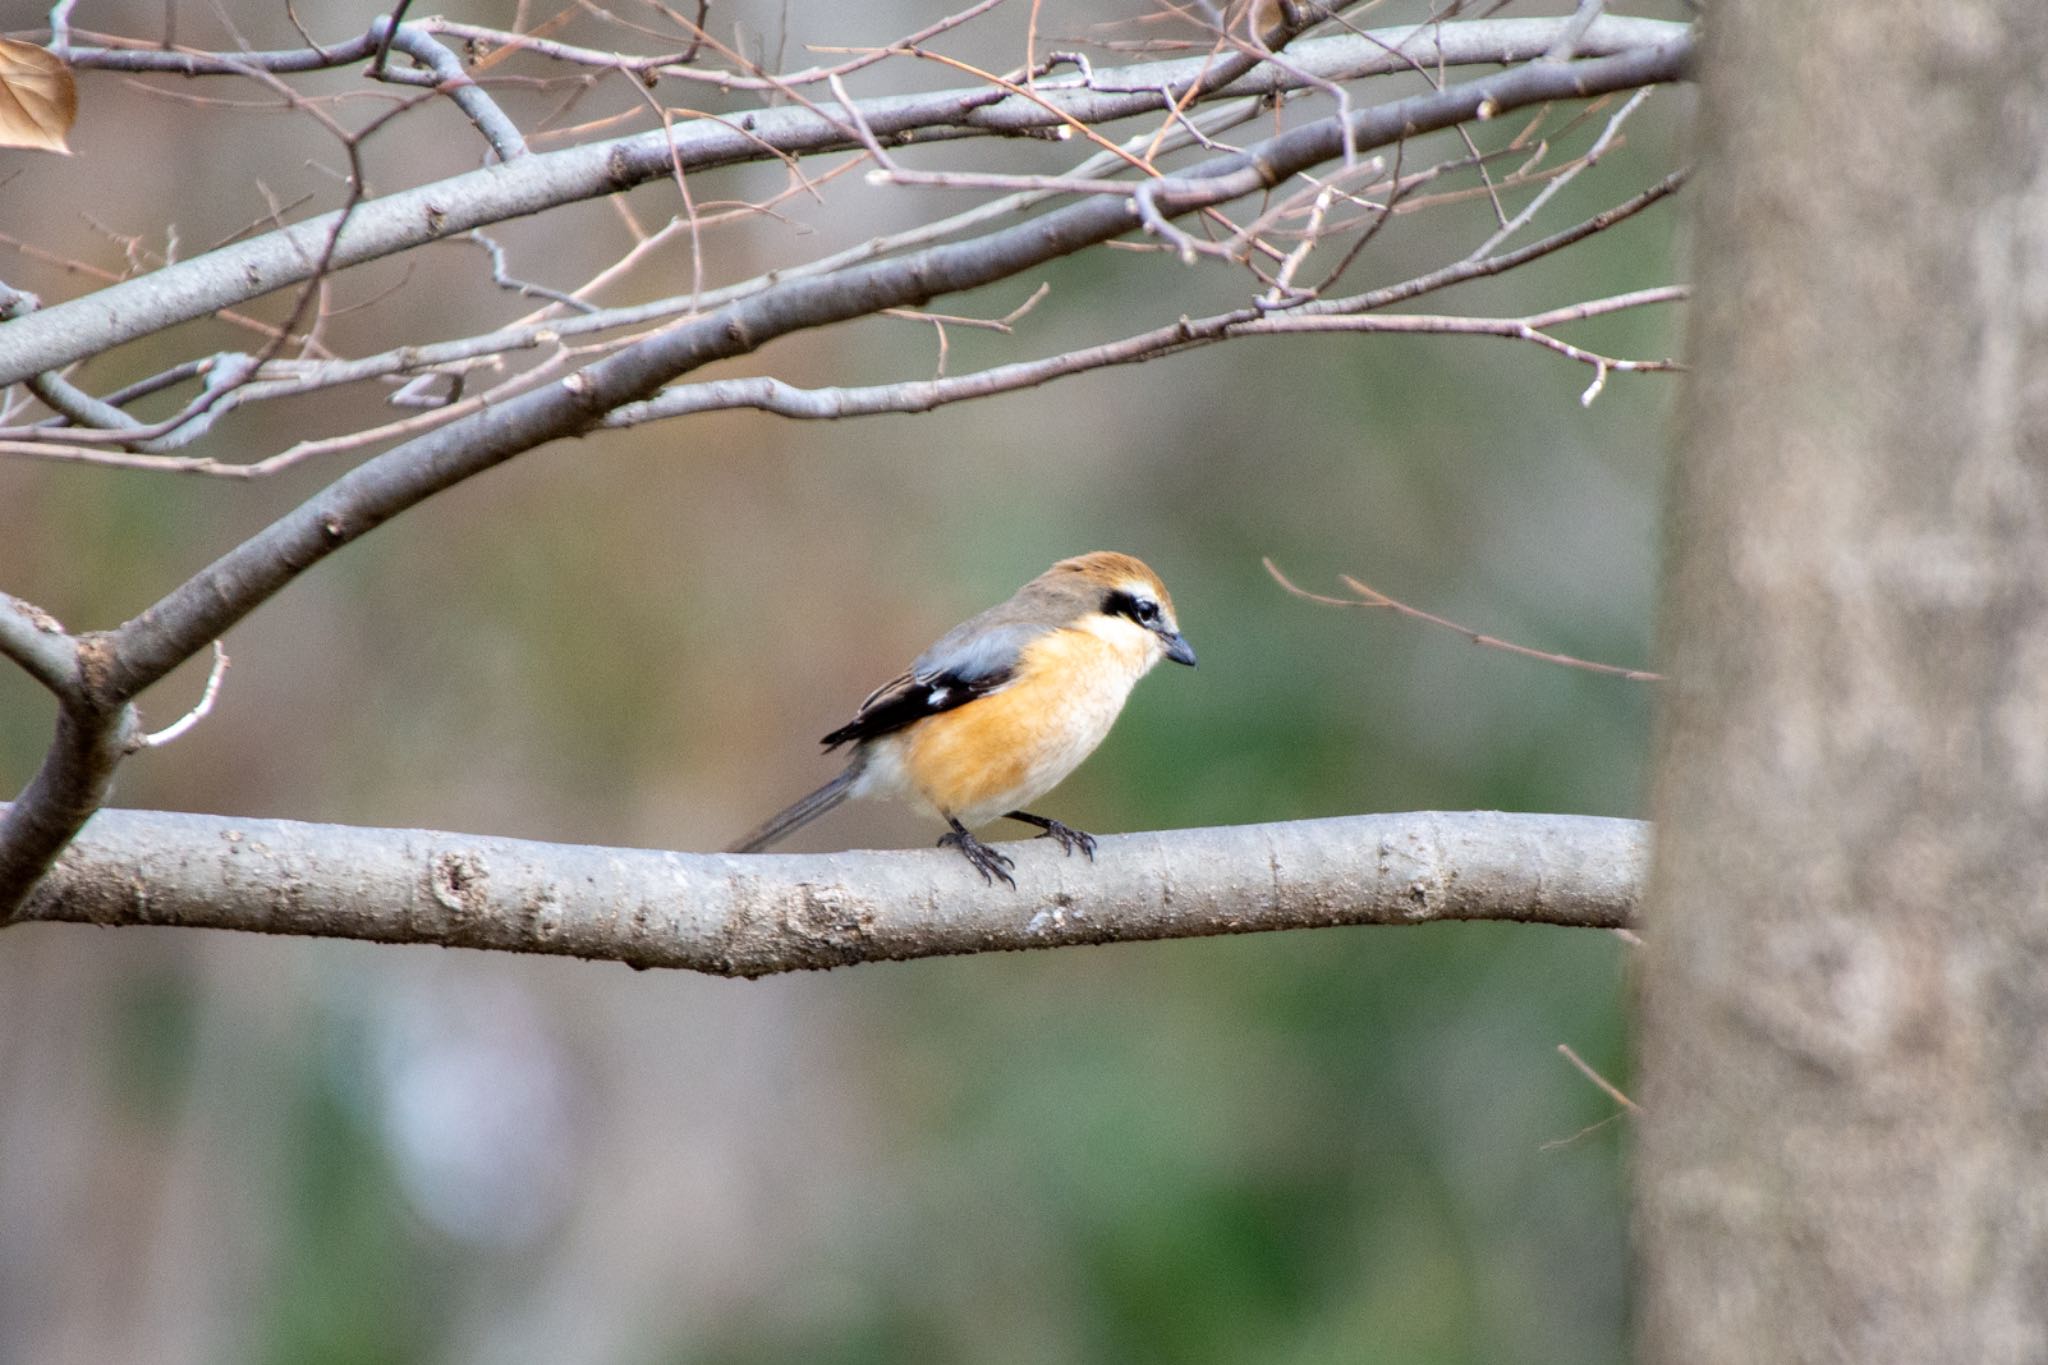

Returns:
1638,3,2048,1361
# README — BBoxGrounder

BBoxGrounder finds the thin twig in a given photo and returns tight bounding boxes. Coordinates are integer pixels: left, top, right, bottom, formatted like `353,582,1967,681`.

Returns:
423,0,1014,92
1557,1042,1640,1111
1235,286,1688,382
1264,559,1664,682
1464,83,1651,261
1539,1111,1626,1151
1544,0,1606,61
134,642,230,750
461,231,598,312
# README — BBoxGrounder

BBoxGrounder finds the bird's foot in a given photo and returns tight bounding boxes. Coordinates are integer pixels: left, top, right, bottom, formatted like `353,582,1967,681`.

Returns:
1035,819,1097,860
940,824,1016,888
1005,810,1097,860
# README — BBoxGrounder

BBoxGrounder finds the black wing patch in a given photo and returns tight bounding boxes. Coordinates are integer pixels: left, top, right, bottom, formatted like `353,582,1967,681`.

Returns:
821,615,1050,750
820,664,1013,749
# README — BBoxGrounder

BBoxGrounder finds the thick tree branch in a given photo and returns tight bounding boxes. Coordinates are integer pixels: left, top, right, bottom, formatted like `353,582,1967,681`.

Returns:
10,809,1645,976
0,699,137,901
377,23,530,163
0,16,1688,386
0,593,80,697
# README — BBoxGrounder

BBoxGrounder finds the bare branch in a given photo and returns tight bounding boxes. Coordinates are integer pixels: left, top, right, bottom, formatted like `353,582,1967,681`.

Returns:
1301,167,1689,314
0,697,138,906
459,230,598,312
1235,286,1688,379
79,36,1691,698
0,16,1690,386
8,164,1688,473
52,26,384,73
67,89,1274,447
0,593,81,698
1464,83,1653,261
419,0,1013,92
375,21,529,162
1557,1041,1640,1111
10,809,1647,976
132,642,229,750
1544,0,1609,63
607,257,1687,431
1265,559,1664,682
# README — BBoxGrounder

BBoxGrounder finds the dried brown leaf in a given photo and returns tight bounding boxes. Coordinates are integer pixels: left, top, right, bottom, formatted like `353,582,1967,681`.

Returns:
0,39,77,154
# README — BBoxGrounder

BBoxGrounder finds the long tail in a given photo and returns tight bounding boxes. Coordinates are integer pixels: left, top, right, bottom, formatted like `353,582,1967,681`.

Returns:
726,766,859,853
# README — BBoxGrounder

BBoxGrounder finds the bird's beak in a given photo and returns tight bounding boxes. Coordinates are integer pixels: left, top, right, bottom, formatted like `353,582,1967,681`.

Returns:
1161,631,1197,667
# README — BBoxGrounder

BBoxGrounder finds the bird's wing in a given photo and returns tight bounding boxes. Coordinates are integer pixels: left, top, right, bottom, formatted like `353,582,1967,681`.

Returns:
821,616,1053,749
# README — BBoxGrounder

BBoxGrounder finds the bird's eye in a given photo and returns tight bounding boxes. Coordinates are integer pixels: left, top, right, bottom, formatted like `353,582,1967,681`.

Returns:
1106,589,1163,626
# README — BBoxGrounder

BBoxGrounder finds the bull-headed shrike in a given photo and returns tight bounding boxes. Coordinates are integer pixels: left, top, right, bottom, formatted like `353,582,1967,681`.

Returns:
729,552,1195,885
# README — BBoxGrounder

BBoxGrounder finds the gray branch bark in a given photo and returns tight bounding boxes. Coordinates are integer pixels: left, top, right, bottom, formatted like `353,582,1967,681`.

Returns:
1637,1,2048,1359
11,809,1645,976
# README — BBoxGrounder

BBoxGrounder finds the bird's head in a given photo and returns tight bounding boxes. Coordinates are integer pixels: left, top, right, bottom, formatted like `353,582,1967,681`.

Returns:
1045,551,1197,668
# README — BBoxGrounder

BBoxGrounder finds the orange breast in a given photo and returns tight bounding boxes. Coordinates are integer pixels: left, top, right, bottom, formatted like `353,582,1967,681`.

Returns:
900,625,1153,826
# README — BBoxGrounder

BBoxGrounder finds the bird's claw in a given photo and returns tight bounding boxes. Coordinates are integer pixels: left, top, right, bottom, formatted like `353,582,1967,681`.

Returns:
1033,819,1097,860
939,828,1017,888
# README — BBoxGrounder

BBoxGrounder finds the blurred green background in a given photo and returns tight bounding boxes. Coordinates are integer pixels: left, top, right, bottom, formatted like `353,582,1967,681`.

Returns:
0,2,1683,1361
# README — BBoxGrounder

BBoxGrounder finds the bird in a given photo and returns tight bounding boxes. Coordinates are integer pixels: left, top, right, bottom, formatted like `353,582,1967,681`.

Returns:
728,551,1196,885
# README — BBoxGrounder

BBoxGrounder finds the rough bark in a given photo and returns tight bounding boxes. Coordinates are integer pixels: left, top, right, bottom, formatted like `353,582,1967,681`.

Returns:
1637,3,2048,1360
10,809,1644,976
